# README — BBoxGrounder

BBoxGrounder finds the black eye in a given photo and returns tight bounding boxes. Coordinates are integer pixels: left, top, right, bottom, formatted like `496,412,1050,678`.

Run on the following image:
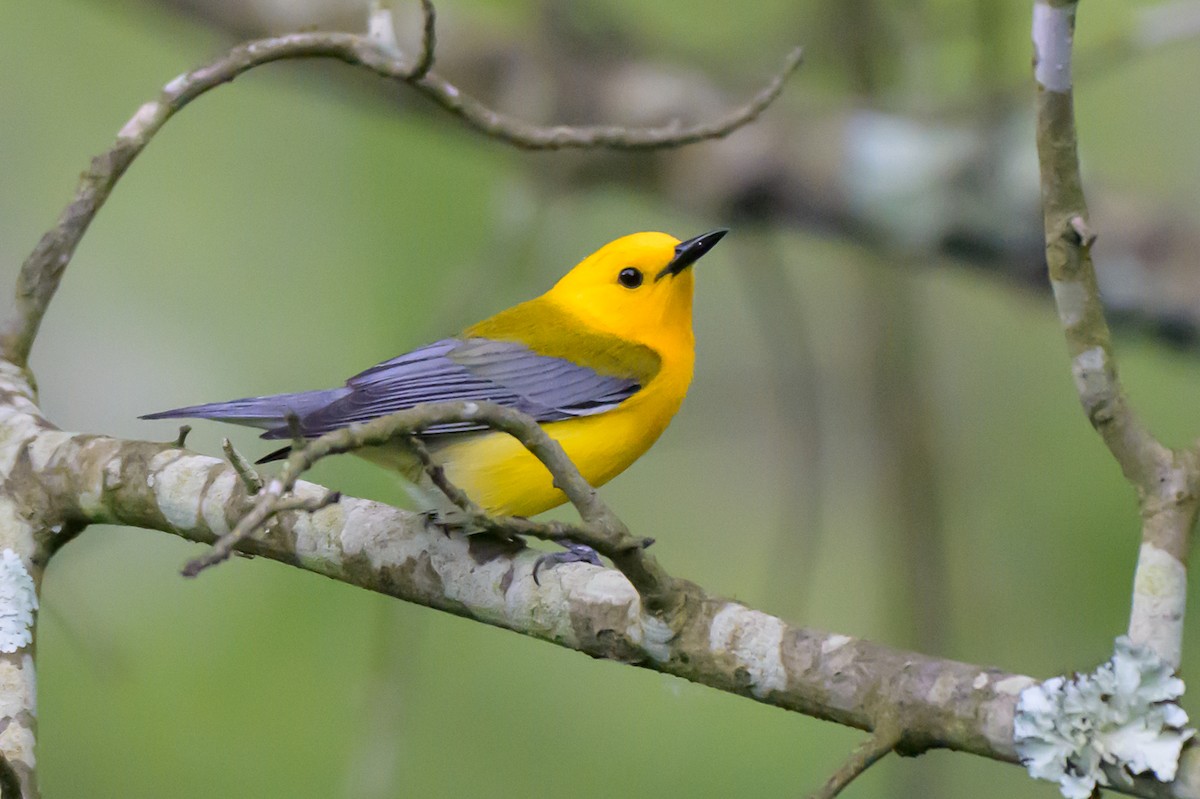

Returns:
617,267,643,289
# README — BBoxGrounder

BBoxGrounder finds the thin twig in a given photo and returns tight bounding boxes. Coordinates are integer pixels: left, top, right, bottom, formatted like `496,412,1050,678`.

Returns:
172,425,191,448
1033,0,1200,669
404,434,486,521
806,726,902,799
183,401,679,607
273,491,342,515
0,3,801,369
182,487,340,576
410,0,436,80
404,433,593,545
222,438,264,494
285,411,306,455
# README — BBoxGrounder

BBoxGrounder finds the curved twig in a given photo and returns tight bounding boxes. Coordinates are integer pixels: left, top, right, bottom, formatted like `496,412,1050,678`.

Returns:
410,0,436,80
806,725,903,799
0,4,801,369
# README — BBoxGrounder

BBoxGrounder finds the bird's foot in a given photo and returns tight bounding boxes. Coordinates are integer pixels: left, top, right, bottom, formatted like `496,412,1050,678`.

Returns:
532,540,603,586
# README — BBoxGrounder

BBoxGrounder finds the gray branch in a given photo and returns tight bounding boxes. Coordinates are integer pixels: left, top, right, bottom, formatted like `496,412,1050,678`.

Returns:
2,359,1198,796
0,8,801,370
1033,0,1199,670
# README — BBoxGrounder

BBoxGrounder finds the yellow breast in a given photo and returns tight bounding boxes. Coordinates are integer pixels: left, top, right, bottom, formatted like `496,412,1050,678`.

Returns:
422,265,697,517
429,352,693,517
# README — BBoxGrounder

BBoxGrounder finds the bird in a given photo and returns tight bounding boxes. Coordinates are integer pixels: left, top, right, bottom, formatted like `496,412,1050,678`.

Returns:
143,229,726,521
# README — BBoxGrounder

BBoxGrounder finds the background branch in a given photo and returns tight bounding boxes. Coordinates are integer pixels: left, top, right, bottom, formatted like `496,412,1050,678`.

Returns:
1033,0,1200,670
0,6,801,370
2,3,1200,791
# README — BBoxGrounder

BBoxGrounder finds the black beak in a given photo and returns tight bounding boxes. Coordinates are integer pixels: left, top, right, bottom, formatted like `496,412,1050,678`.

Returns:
655,228,728,281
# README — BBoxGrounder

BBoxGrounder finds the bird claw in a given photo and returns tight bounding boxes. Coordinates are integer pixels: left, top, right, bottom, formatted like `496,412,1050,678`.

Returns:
532,540,603,585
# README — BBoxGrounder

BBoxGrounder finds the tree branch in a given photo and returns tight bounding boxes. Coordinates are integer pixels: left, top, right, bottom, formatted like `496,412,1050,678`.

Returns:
0,7,804,794
1033,0,1200,670
184,401,677,608
807,725,902,799
7,1,1198,794
0,360,1027,758
2,363,1197,797
0,5,801,370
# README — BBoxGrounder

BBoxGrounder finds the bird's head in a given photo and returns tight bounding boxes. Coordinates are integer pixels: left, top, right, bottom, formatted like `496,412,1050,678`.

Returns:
545,230,727,347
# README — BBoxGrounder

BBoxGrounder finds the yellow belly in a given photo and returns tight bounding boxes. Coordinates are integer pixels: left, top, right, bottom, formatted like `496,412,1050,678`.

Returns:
427,384,684,517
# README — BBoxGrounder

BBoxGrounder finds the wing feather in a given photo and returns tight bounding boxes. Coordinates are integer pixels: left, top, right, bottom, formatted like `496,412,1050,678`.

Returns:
262,338,641,439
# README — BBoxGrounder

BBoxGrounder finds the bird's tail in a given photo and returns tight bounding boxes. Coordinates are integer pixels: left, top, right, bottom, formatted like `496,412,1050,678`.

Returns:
140,388,349,430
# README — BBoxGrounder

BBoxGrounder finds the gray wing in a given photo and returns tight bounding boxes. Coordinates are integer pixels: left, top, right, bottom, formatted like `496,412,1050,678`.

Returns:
262,337,640,439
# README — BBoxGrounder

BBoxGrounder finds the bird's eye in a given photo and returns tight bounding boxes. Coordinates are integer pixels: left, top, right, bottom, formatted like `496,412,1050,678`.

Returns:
617,267,644,289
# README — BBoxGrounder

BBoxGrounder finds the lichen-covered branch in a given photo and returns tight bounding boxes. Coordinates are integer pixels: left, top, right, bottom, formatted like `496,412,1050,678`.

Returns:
1033,0,1200,670
0,362,1026,766
184,401,677,610
1015,637,1195,799
0,4,801,370
4,357,1200,796
0,362,59,799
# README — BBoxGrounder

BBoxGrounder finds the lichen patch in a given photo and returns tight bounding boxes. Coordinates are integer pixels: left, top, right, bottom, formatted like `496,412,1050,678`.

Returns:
0,550,37,653
0,718,34,769
821,634,851,654
336,500,427,571
1014,636,1193,798
638,613,674,662
1129,543,1186,668
709,603,786,699
0,504,35,565
1033,2,1074,92
154,455,219,530
1050,279,1086,328
199,470,237,538
0,655,35,720
995,675,1036,696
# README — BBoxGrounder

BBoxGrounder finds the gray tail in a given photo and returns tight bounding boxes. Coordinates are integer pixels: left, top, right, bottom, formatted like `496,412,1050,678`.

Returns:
140,388,349,431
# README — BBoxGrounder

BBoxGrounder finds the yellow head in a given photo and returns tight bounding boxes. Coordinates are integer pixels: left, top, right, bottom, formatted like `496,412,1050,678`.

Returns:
543,230,727,350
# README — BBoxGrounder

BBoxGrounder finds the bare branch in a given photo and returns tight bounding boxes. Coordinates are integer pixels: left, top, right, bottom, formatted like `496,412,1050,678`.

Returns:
415,45,803,151
3,348,1200,796
6,396,1024,768
26,417,1199,798
0,7,801,369
183,401,679,608
807,725,902,799
1033,0,1200,669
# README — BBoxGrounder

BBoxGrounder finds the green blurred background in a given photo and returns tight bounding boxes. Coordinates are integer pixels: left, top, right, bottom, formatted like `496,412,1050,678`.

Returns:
3,0,1200,796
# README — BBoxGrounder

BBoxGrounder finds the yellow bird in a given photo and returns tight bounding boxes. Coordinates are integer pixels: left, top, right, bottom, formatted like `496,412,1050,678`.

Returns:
144,229,726,519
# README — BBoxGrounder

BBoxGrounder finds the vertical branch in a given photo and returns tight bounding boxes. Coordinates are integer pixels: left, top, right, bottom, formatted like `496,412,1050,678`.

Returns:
0,366,53,798
1032,0,1200,669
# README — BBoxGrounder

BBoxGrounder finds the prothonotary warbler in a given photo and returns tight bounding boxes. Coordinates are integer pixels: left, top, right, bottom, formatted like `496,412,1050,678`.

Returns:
143,229,726,518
